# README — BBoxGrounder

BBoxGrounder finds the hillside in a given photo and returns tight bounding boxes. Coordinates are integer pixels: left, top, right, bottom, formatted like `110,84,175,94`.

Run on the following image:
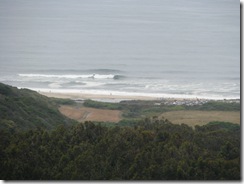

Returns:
0,83,77,131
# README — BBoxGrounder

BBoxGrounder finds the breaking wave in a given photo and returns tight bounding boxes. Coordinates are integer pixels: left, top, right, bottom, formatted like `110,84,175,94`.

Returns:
18,73,125,80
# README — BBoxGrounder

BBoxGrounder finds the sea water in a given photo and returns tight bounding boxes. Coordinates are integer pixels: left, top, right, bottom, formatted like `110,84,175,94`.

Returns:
0,0,240,99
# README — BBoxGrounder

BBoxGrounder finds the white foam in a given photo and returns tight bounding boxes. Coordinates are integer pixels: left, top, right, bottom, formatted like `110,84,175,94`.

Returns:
18,73,116,79
86,83,106,87
48,83,62,88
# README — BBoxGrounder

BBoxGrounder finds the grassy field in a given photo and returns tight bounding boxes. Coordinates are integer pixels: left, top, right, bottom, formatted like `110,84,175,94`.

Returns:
159,110,240,127
57,99,240,127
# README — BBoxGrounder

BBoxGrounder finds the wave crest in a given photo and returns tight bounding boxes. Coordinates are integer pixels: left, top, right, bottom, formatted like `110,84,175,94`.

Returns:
18,73,125,80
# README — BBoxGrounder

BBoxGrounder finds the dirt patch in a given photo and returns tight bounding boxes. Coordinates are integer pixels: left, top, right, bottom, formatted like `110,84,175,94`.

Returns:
59,105,122,123
160,110,240,127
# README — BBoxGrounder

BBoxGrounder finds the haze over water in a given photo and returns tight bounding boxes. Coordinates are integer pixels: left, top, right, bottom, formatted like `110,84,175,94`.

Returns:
0,0,240,99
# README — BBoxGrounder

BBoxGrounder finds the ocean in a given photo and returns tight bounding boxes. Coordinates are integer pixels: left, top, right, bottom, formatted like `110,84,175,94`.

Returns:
0,0,240,100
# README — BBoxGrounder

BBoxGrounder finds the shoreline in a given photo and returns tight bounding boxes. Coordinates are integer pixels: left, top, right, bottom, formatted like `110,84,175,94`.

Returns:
38,90,240,104
39,91,158,102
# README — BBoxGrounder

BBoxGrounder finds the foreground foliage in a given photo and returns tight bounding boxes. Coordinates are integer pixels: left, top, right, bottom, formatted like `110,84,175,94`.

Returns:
0,120,240,180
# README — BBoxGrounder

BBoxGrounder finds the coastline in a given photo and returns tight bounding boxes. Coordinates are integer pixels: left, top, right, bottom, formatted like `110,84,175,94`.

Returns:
37,90,240,104
39,91,158,102
40,89,240,125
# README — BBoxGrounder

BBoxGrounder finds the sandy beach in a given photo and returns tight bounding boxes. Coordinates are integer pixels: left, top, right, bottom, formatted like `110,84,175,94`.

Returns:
39,91,159,102
38,90,240,104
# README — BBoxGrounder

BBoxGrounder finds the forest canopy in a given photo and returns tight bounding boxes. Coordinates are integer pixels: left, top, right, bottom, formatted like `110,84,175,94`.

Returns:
0,120,240,180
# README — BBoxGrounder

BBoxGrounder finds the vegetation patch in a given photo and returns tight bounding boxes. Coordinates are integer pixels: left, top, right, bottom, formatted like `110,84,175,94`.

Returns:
159,110,240,127
82,99,240,126
0,83,77,131
0,120,240,180
83,99,122,110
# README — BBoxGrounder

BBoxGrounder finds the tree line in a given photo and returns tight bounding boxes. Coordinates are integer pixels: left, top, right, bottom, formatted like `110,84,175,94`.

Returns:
0,119,240,180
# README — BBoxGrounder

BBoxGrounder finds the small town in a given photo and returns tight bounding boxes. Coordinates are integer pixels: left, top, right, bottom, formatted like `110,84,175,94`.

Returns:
156,98,240,106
